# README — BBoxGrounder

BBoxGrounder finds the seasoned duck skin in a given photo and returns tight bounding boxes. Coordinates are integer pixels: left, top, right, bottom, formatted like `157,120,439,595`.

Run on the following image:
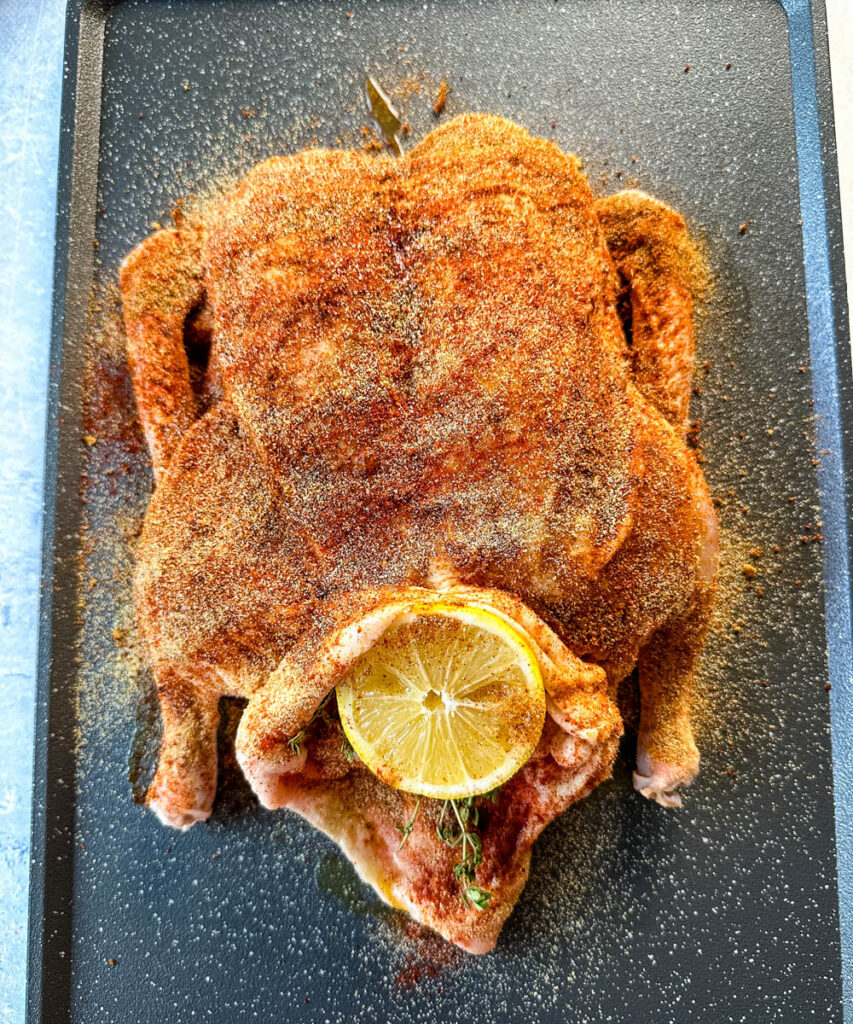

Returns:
122,114,717,951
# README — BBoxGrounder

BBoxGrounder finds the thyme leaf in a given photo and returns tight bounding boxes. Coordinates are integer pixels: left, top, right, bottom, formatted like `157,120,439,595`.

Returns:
365,76,403,157
398,796,494,908
464,885,493,911
434,797,493,910
288,692,334,758
396,796,422,848
288,730,305,756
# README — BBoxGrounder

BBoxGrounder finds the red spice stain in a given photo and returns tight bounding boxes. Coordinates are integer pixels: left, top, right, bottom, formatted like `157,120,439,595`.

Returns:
393,917,461,991
84,345,145,461
395,956,438,991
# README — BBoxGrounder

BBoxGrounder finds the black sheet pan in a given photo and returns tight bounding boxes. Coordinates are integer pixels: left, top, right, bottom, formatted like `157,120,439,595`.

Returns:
28,1,852,1021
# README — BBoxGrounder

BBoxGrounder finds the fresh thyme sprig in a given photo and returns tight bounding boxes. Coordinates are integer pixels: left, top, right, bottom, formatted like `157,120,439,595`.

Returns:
396,796,422,847
288,730,306,756
394,796,492,907
436,797,493,910
394,795,493,906
287,693,334,757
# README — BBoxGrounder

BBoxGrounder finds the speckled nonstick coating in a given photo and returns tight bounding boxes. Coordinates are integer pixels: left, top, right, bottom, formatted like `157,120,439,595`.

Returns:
28,1,848,1021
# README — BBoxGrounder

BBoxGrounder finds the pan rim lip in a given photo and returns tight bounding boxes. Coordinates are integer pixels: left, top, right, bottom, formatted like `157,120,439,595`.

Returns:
25,2,105,1021
783,0,853,1012
24,1,853,1021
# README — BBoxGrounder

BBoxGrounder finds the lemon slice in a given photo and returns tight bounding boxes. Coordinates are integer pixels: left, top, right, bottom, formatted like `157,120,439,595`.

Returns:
336,602,546,799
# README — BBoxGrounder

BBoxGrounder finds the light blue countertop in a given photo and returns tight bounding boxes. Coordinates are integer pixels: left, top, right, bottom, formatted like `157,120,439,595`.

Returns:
0,2,850,1023
0,1,65,1020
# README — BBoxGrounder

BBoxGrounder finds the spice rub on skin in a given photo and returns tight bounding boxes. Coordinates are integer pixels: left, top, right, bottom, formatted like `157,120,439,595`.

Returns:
121,114,718,953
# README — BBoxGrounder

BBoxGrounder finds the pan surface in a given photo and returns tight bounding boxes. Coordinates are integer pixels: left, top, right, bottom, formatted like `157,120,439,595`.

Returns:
28,1,850,1021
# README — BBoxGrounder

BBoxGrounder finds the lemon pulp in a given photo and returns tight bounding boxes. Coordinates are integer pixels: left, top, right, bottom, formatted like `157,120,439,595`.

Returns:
336,603,546,799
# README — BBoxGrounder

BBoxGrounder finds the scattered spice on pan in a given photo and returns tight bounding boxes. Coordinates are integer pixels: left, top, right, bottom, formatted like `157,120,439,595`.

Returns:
361,122,384,153
433,79,448,115
396,957,437,990
399,76,422,97
686,419,702,450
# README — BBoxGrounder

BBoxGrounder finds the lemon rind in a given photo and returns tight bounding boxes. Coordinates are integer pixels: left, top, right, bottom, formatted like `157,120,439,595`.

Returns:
336,602,546,799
